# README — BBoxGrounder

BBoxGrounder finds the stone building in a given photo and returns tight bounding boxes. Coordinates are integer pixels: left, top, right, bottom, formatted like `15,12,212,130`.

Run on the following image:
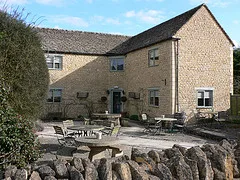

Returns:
37,4,234,121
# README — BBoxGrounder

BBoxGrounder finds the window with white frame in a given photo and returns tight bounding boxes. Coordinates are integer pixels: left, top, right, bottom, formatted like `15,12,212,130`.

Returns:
197,89,213,107
47,89,62,102
45,54,63,70
148,48,159,67
149,89,159,106
110,57,124,71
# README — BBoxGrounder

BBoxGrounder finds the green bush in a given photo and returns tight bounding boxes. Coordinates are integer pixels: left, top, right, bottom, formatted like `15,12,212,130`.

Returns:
0,9,49,118
129,114,139,121
0,83,41,169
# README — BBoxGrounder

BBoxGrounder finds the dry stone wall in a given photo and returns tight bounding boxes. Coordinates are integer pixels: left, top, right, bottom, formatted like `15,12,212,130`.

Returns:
3,139,240,180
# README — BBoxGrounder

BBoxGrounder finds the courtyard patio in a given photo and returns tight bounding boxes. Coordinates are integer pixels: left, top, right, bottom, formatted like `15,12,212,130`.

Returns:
35,119,239,163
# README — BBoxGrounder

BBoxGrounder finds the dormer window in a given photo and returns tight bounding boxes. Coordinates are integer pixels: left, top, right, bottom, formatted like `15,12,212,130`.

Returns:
110,56,124,71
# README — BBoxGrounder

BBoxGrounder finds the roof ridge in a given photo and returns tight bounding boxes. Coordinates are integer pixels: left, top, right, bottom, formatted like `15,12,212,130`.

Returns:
35,27,131,38
132,4,204,39
107,4,204,55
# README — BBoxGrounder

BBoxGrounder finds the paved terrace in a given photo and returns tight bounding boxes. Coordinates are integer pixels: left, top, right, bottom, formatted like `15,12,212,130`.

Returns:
36,120,239,162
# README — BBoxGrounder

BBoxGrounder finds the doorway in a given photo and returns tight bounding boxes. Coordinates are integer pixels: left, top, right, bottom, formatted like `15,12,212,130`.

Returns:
112,91,121,113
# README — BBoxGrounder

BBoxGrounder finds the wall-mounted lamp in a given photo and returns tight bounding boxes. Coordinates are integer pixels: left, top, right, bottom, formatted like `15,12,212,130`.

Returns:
162,79,167,85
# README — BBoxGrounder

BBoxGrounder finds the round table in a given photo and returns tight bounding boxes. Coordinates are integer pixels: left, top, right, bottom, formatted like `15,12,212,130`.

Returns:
67,125,105,136
75,136,120,161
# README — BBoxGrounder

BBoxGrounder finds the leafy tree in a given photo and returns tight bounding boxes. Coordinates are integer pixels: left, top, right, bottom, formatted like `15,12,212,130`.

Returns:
0,82,41,169
234,48,240,74
0,8,49,118
0,7,48,169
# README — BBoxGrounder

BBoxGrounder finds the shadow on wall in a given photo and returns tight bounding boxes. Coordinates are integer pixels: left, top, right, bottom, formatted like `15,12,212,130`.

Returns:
42,55,125,119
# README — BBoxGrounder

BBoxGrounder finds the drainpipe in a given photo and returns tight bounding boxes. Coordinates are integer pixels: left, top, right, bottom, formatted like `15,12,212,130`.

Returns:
172,37,180,113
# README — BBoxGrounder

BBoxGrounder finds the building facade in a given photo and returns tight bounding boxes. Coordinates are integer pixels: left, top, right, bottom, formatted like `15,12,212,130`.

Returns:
38,4,234,121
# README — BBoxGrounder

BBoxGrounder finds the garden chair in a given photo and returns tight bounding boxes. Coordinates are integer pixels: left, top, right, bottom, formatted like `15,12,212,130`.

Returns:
142,113,162,134
100,125,121,137
214,111,228,128
173,112,187,133
53,126,76,146
63,120,82,137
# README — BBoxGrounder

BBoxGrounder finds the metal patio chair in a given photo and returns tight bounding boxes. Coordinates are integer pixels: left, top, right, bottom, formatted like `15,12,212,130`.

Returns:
173,112,187,133
53,126,76,146
100,125,121,137
142,113,162,135
63,119,83,137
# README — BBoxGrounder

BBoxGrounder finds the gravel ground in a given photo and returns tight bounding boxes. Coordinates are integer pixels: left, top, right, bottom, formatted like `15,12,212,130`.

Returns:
36,120,219,162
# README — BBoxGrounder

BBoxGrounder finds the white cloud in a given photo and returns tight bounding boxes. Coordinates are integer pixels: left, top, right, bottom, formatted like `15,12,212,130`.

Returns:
35,0,66,6
85,0,93,3
189,0,231,7
135,0,164,2
53,25,62,29
233,20,240,25
105,18,120,25
2,0,28,5
108,32,124,35
50,15,89,27
91,15,121,25
125,9,164,24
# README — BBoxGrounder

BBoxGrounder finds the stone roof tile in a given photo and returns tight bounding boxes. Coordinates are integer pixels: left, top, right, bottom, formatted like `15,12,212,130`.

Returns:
107,4,203,55
36,28,130,55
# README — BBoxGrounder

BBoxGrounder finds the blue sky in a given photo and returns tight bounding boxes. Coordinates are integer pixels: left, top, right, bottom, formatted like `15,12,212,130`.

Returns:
2,0,240,47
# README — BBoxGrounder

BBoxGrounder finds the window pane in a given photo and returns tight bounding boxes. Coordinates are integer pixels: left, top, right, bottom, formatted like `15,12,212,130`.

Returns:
54,96,61,102
47,97,53,102
155,49,159,57
198,92,204,98
154,49,159,61
149,59,154,66
149,50,154,59
47,90,53,102
117,64,124,70
205,91,210,98
150,91,154,97
198,99,204,106
46,57,53,68
155,97,159,106
55,63,60,69
205,97,212,106
150,97,154,105
47,63,53,68
117,59,124,70
53,89,62,97
54,56,61,63
111,59,117,70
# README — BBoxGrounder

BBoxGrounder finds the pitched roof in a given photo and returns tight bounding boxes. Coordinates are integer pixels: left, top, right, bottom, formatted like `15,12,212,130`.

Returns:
107,4,204,55
37,4,234,56
36,28,130,55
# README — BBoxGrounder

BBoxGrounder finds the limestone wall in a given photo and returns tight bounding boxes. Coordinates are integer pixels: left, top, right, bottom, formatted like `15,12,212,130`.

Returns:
3,139,240,180
124,40,174,117
175,6,233,118
43,5,233,120
44,54,112,118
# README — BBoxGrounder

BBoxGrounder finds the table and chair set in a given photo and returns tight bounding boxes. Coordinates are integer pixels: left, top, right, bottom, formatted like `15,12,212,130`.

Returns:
141,113,185,135
53,113,123,161
194,109,228,128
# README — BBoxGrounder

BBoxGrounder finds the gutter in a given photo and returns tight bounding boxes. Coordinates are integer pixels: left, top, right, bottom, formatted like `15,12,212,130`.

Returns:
172,37,180,113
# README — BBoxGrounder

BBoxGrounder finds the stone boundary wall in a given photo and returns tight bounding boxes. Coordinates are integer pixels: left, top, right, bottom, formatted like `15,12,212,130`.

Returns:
2,139,240,180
